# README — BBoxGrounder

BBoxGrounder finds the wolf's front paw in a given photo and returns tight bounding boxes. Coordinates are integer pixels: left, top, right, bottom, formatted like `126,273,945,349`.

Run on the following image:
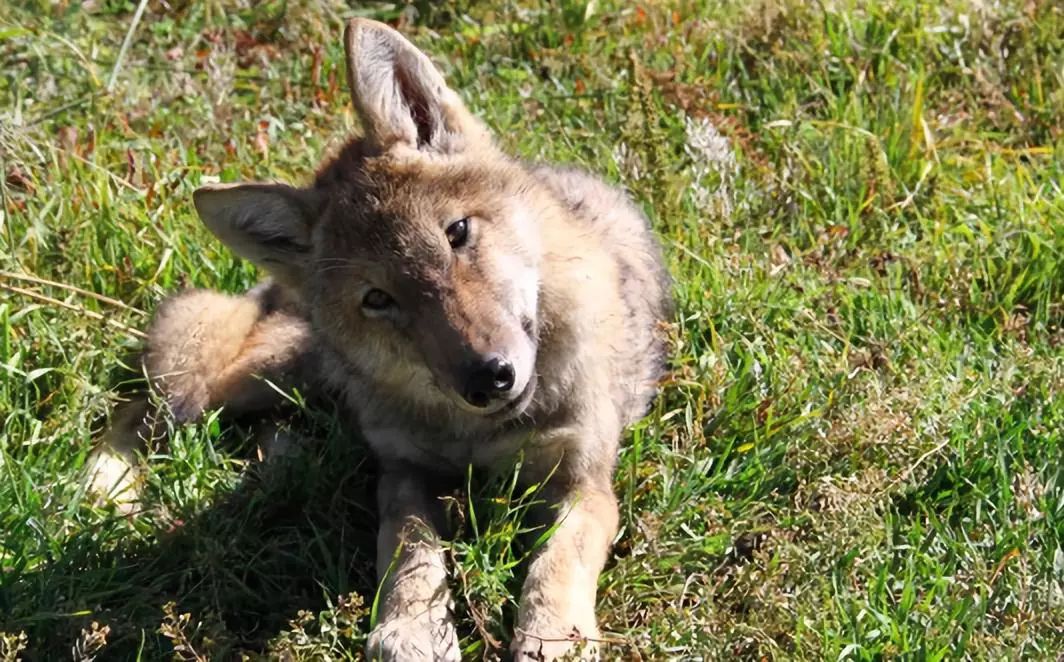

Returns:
366,609,459,662
511,611,600,661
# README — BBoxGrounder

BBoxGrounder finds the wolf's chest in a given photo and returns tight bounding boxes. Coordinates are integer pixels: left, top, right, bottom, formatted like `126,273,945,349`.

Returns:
359,422,537,474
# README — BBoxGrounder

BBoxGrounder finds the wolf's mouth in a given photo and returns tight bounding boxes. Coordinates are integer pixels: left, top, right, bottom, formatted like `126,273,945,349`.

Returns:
489,372,537,421
444,371,536,419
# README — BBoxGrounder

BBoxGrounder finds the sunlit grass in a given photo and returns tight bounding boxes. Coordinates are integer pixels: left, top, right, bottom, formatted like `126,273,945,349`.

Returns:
1,1,1060,659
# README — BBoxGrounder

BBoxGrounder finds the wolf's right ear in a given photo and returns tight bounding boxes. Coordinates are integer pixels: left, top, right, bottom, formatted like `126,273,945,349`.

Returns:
193,183,319,286
343,18,489,155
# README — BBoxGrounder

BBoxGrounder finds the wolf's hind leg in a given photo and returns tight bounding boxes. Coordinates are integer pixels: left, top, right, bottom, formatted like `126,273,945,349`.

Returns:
86,285,314,508
144,286,312,422
84,397,158,513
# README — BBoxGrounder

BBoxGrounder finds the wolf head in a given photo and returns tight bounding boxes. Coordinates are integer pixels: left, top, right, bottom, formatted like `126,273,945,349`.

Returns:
193,19,547,418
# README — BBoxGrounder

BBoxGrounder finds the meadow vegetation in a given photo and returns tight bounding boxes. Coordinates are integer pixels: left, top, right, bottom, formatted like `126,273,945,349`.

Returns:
0,1,1061,659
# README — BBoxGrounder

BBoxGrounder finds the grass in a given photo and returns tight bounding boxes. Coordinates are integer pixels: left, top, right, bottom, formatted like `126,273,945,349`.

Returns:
1,0,1061,659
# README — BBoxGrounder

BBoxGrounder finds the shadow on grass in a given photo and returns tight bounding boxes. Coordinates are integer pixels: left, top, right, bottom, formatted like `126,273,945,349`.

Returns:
0,404,381,660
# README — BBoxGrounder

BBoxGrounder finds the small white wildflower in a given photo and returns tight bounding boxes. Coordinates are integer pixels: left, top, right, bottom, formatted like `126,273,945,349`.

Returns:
683,115,738,217
750,358,768,397
611,141,644,181
684,115,736,170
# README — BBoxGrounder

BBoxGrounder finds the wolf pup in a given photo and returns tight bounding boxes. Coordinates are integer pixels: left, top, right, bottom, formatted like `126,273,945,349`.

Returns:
90,18,671,661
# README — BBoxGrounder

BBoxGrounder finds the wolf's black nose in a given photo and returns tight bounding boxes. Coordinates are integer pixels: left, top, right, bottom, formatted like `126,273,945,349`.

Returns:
464,355,515,407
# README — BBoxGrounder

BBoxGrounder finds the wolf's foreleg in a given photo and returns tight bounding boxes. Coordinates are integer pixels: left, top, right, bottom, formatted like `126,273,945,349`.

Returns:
367,466,459,662
512,478,618,661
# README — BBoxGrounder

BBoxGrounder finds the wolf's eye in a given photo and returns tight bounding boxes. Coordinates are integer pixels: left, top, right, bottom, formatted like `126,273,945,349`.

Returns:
362,288,394,311
445,218,470,248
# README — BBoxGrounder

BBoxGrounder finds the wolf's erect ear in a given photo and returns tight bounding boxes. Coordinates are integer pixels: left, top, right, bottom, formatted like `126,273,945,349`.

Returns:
193,183,319,286
343,18,489,155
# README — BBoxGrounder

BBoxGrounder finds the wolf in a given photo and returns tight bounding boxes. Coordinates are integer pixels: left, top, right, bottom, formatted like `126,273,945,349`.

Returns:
88,18,671,661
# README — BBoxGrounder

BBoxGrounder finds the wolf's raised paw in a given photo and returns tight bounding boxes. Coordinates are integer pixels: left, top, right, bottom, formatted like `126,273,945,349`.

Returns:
366,610,459,662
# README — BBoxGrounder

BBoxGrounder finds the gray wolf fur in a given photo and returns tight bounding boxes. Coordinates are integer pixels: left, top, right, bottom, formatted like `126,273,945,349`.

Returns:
89,18,671,661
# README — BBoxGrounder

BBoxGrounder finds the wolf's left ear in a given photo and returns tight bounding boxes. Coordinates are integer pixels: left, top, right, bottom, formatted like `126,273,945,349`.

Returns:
193,183,320,287
343,18,489,155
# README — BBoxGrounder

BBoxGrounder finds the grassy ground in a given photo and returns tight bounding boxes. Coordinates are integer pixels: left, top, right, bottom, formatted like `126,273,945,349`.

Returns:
1,1,1061,659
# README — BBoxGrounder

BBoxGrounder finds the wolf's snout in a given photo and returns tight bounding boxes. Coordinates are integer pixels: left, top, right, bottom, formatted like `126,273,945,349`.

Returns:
463,354,516,408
